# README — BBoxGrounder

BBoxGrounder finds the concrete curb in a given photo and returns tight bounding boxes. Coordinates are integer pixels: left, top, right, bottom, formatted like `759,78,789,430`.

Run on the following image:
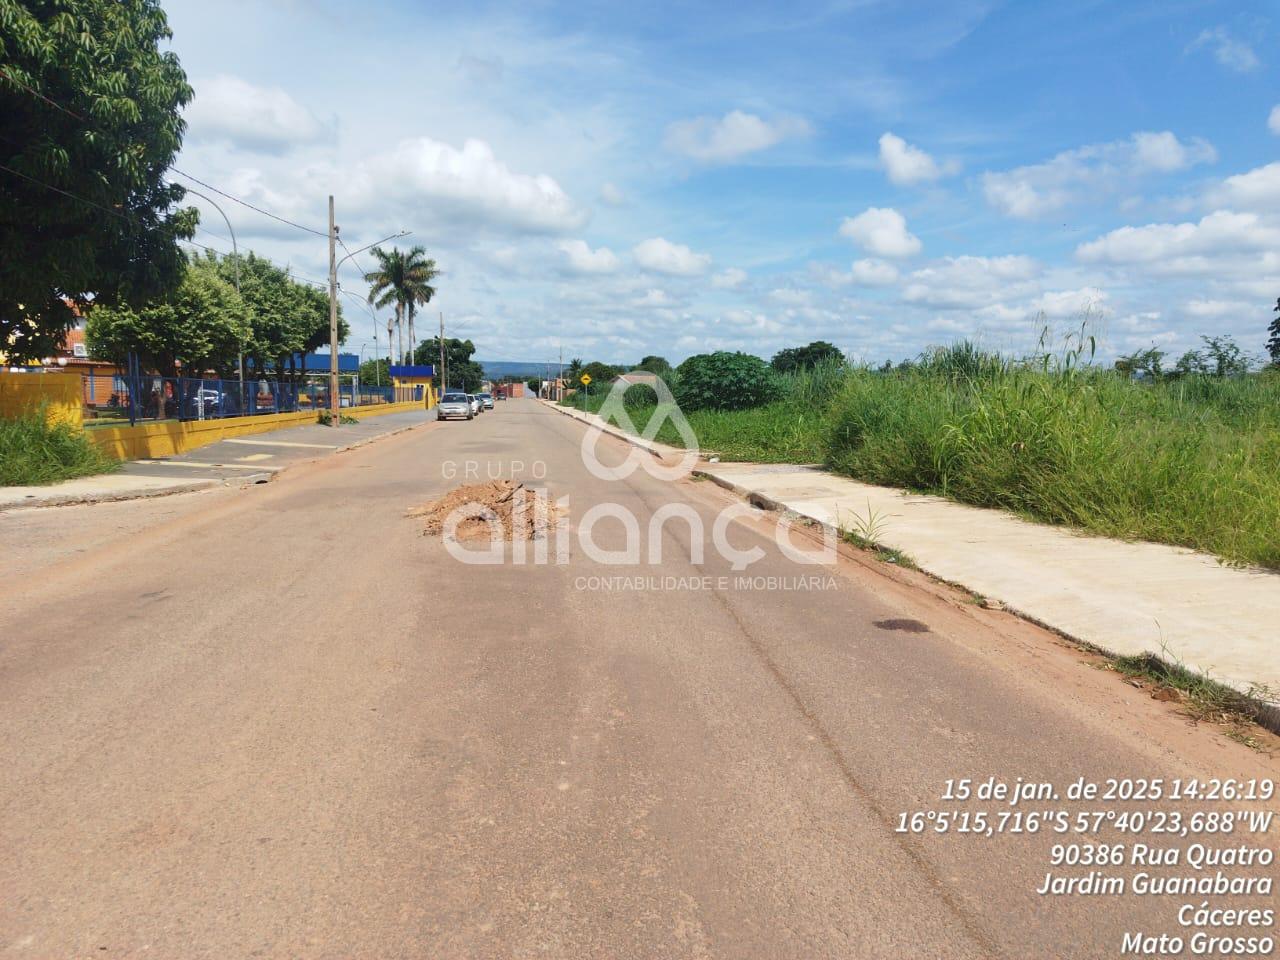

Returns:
0,415,436,513
538,399,680,460
0,478,224,512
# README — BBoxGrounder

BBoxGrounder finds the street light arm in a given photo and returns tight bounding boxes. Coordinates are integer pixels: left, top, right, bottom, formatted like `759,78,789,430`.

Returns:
336,230,410,271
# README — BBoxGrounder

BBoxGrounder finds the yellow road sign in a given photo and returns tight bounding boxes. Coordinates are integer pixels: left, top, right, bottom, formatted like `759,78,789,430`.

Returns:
580,373,592,385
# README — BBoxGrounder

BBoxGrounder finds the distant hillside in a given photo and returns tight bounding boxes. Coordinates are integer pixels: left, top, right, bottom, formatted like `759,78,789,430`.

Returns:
478,361,563,380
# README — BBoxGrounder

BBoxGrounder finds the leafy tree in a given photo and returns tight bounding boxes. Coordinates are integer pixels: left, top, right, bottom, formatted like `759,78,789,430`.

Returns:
1,0,196,363
85,257,249,377
358,357,389,386
1268,298,1280,366
675,351,776,411
1114,346,1167,380
207,251,344,383
1174,335,1253,378
581,360,623,384
565,358,583,382
526,378,542,395
635,355,671,374
364,245,437,364
415,336,482,392
771,341,844,374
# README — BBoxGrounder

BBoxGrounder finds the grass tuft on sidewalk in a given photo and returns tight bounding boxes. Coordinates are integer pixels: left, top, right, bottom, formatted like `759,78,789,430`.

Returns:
0,412,120,486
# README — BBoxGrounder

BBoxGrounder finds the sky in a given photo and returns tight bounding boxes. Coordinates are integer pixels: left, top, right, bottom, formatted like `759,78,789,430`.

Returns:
163,0,1279,367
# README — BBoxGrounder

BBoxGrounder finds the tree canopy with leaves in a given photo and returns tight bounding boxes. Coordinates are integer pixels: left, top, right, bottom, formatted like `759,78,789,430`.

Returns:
86,256,248,378
1268,298,1279,366
414,336,482,392
771,341,844,374
0,0,196,363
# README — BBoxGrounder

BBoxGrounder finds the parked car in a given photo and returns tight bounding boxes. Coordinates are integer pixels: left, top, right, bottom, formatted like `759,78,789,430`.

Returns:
437,392,474,421
468,395,483,416
479,392,495,409
184,387,226,419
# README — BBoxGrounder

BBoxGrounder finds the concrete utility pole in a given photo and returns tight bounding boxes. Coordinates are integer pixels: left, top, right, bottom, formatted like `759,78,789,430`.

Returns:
328,195,340,426
439,311,446,394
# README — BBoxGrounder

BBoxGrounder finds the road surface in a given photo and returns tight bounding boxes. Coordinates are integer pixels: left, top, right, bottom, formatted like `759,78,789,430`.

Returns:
1,399,1274,958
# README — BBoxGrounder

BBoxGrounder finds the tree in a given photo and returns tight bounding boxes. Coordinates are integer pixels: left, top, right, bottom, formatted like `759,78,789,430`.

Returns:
1,0,196,363
414,337,482,392
1268,299,1280,366
565,358,583,383
358,357,389,386
675,352,776,411
635,355,671,374
85,257,249,378
581,361,623,384
771,341,844,374
527,378,542,395
364,245,437,364
206,251,344,384
1114,346,1166,380
1174,335,1253,378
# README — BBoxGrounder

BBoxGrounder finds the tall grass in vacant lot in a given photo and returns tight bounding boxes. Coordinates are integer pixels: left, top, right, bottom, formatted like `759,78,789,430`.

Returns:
0,412,119,486
826,347,1280,569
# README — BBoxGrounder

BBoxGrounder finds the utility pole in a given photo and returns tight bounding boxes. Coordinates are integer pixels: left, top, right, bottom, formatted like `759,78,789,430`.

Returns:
438,311,446,395
327,195,339,426
559,344,563,401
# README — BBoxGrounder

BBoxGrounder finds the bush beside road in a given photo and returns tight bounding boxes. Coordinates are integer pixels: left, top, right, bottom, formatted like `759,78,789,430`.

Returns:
575,348,1280,571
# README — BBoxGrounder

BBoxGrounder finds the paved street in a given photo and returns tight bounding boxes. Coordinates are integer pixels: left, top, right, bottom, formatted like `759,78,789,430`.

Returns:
1,398,1274,959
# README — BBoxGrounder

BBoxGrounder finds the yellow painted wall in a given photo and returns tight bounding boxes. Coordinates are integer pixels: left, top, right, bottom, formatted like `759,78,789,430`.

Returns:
0,372,83,428
85,399,427,461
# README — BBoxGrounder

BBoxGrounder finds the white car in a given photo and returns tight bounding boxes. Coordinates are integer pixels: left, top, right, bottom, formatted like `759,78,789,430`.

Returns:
479,392,495,410
468,394,483,416
437,392,474,420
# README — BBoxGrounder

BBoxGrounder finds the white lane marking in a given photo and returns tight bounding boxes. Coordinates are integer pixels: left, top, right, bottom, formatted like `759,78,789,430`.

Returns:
133,460,283,472
236,453,275,462
222,439,339,449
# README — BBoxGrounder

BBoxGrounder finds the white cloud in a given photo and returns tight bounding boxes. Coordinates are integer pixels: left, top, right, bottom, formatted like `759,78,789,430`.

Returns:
633,237,712,275
664,110,811,163
877,132,957,185
1208,162,1280,212
901,255,1040,309
1130,131,1216,173
558,239,620,274
1189,27,1260,73
982,131,1216,219
185,75,326,153
1031,287,1108,319
838,207,922,258
850,258,899,285
711,267,747,289
599,182,626,206
1271,106,1280,135
358,137,585,234
1185,299,1253,319
1076,210,1280,265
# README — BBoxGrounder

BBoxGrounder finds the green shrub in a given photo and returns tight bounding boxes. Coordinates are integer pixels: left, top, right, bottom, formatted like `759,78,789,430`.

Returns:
675,351,776,411
824,363,1280,569
0,412,120,486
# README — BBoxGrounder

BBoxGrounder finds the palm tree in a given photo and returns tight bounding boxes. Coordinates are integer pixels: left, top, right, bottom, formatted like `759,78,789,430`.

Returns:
400,246,438,364
364,246,439,365
365,247,407,365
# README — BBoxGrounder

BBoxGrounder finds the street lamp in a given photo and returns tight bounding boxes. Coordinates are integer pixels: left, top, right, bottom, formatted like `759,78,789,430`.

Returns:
326,197,408,426
183,187,245,395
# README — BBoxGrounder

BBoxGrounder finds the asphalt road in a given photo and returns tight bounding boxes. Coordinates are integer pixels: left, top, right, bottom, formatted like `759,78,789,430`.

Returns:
1,399,1274,959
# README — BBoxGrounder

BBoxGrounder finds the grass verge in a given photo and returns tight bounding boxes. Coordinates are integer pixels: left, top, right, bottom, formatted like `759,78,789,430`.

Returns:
0,412,120,486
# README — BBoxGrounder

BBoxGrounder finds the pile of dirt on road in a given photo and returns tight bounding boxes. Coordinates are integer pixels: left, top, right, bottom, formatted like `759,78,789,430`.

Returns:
407,480,555,542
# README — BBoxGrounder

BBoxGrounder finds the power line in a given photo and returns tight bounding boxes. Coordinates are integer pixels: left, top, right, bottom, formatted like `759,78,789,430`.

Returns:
0,65,87,121
169,169,328,238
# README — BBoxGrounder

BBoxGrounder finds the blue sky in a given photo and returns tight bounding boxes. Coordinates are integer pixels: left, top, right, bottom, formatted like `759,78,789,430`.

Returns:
164,0,1279,366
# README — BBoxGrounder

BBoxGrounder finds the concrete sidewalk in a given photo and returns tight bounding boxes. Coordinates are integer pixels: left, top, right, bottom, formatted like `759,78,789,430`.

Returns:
0,407,436,511
542,399,1280,697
